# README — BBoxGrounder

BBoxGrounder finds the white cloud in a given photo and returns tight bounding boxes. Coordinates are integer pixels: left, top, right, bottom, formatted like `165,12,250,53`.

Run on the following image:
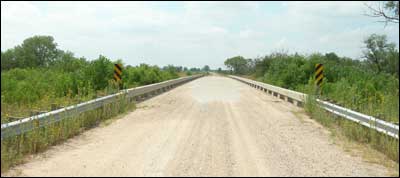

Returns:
275,37,287,48
1,1,399,69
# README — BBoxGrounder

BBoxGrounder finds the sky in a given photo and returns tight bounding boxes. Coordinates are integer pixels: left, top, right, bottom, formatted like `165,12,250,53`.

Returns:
1,1,399,69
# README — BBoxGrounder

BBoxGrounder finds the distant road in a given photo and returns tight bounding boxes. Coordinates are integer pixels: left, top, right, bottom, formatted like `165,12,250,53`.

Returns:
4,75,391,176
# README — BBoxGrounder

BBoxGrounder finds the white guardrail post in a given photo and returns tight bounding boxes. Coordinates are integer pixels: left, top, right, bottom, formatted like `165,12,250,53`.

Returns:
1,74,204,140
228,75,399,139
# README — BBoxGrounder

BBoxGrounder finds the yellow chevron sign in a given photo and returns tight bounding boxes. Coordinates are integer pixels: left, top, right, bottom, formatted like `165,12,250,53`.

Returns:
315,63,323,86
114,64,122,82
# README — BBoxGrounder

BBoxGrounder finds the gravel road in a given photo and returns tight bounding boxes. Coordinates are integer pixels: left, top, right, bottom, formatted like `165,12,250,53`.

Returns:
3,75,391,176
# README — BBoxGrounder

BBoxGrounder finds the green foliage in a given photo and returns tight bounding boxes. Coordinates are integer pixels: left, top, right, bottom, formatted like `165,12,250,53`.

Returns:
0,35,202,172
1,94,136,172
1,36,59,70
1,62,181,118
87,55,114,90
123,64,178,87
363,34,398,74
1,36,183,121
262,53,308,90
225,40,399,161
189,67,201,72
185,70,193,76
247,51,399,123
305,85,399,162
224,56,248,74
202,65,210,72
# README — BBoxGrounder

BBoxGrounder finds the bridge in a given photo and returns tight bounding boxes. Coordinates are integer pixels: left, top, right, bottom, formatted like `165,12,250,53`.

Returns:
2,74,397,176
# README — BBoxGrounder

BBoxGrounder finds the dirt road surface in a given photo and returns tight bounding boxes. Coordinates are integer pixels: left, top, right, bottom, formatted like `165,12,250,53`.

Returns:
3,75,392,176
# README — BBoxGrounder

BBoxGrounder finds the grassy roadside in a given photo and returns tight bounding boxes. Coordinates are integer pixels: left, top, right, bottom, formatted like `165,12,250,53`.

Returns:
235,73,399,164
1,74,205,173
302,82,399,164
305,98,399,175
1,94,136,173
253,71,399,172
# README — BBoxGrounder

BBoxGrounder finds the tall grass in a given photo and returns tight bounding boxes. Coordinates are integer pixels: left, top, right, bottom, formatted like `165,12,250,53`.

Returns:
259,53,399,125
303,80,399,162
1,92,136,172
1,62,181,123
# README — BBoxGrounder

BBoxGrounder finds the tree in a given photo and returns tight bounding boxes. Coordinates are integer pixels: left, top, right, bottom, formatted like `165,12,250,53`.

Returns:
382,47,399,77
362,34,397,74
87,55,114,90
163,65,179,78
53,51,89,72
189,67,200,72
365,1,399,24
177,66,183,72
246,58,256,74
18,35,60,68
325,52,340,62
202,65,210,72
1,35,60,70
254,56,271,77
1,49,18,71
224,56,248,74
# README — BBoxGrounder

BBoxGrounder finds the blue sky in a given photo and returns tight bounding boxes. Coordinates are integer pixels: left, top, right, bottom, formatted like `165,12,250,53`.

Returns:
1,1,399,69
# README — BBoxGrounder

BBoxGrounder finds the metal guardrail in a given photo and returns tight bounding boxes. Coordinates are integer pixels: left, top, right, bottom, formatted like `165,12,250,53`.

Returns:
228,75,399,139
229,75,307,105
316,99,399,139
1,74,204,140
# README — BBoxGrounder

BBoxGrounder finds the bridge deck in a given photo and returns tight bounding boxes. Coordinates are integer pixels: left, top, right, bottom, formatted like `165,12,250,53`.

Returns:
4,75,390,176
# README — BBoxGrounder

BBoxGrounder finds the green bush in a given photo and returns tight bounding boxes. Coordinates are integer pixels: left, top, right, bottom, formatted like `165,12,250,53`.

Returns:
226,51,399,162
1,56,181,122
252,52,399,123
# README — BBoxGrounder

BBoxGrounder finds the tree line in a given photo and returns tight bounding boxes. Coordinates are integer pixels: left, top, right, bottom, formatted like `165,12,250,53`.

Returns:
0,35,208,120
222,33,399,124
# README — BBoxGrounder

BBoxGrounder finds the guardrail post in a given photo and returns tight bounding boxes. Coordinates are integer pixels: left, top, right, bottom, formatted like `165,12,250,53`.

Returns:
51,103,57,111
296,101,303,107
50,104,64,111
279,94,285,100
31,110,39,116
284,96,289,102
